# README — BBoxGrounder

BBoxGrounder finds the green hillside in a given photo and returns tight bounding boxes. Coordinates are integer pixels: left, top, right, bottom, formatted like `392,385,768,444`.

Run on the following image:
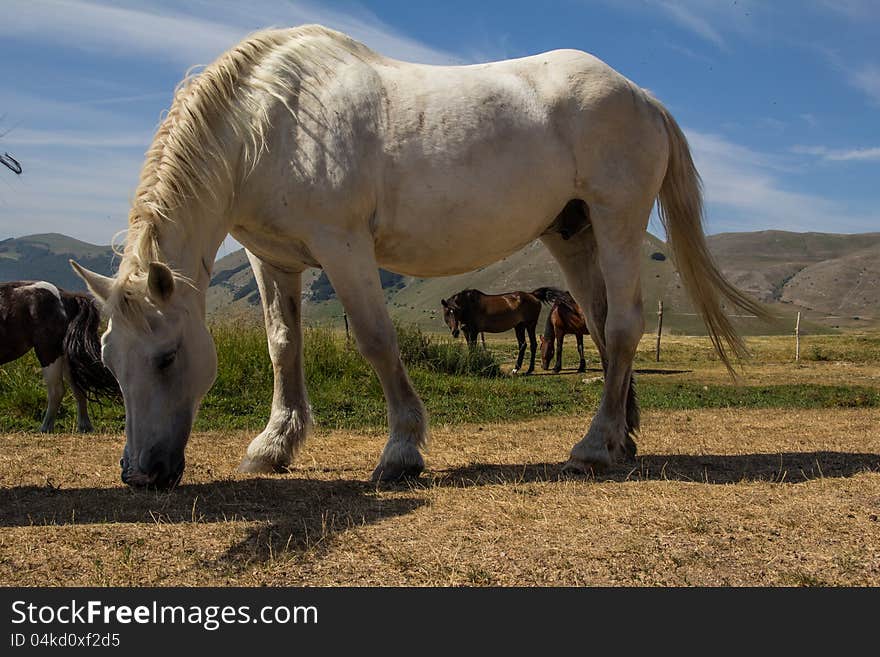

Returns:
0,233,116,292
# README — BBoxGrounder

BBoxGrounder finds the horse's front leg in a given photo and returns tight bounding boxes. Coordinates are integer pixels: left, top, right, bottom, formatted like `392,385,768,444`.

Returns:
238,253,312,474
38,357,65,433
511,324,527,374
525,324,537,374
576,334,587,373
316,237,427,482
554,334,564,373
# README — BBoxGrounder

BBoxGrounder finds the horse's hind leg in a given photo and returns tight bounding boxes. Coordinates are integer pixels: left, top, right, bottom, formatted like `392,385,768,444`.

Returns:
575,334,586,373
541,205,645,471
238,254,312,474
39,357,65,433
511,324,527,374
63,358,93,432
316,239,427,482
554,334,564,373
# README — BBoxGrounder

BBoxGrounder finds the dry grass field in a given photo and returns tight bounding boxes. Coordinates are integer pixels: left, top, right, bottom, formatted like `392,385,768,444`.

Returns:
1,402,878,586
1,332,878,586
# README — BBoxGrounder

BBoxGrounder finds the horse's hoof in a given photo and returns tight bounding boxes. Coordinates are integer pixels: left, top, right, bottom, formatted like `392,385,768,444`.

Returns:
577,367,586,374
371,462,424,484
561,458,604,476
624,435,638,461
237,455,288,474
553,368,562,374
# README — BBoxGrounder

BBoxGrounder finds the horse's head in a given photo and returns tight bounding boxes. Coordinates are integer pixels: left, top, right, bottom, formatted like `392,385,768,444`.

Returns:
539,334,554,370
441,296,462,338
71,260,216,489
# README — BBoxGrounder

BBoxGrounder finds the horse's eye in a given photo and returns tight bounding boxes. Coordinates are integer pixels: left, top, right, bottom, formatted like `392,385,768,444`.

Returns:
157,350,177,371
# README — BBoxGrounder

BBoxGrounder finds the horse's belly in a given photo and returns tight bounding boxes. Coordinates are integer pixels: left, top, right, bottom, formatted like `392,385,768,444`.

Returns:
374,200,559,277
374,144,573,276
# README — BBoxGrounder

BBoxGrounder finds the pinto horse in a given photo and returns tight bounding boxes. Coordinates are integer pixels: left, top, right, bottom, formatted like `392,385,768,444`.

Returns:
539,291,590,373
70,25,767,487
441,287,560,374
0,281,118,432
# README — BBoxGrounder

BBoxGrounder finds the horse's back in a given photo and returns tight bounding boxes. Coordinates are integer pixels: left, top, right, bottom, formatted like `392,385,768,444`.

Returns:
0,281,68,366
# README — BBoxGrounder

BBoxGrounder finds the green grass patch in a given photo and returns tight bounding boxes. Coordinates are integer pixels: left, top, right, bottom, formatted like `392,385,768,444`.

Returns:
1,326,877,434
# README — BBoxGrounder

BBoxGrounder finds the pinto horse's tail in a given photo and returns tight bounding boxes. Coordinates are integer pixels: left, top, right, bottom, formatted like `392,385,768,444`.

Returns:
61,293,120,402
648,95,772,375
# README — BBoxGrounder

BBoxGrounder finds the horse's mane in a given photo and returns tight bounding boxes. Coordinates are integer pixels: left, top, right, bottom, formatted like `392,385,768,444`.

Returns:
109,25,377,323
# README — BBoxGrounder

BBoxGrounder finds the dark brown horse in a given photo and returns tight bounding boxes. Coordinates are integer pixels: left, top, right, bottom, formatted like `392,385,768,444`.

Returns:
441,287,562,374
0,281,118,432
540,290,590,373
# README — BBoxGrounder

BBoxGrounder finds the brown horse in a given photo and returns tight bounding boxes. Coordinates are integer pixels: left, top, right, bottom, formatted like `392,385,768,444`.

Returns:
540,291,590,373
0,281,118,432
441,287,562,374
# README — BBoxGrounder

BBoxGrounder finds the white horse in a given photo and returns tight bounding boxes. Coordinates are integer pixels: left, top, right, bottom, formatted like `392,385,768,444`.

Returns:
71,25,765,488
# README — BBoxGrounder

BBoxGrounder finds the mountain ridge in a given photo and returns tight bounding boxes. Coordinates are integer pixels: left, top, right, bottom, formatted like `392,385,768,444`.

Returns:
2,230,876,334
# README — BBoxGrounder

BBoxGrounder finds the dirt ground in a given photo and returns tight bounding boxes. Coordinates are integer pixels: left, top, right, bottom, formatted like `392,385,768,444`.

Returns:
1,407,878,586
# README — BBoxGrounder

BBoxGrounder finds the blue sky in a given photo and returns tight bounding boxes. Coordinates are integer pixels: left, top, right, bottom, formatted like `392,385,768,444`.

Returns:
1,0,878,251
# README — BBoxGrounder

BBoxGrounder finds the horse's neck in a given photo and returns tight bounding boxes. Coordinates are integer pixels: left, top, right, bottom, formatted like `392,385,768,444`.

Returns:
151,209,230,300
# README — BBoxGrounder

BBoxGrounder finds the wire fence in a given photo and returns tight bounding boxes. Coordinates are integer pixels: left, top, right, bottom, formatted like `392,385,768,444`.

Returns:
651,300,875,362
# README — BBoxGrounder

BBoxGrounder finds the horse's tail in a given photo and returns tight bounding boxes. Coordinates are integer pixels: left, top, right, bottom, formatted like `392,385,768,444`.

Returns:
531,286,575,308
61,293,120,402
649,95,772,375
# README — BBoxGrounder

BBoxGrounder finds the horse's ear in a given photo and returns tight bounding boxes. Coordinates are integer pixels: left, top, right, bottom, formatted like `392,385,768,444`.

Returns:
70,260,113,302
441,298,448,307
147,262,175,303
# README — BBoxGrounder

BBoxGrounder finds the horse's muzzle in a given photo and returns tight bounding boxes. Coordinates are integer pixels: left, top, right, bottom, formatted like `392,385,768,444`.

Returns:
121,454,184,490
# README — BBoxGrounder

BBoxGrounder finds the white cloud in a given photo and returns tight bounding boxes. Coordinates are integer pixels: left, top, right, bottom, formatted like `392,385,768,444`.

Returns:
0,0,462,246
0,152,140,244
657,1,726,49
849,65,880,105
792,145,880,162
800,113,819,127
1,0,460,68
817,0,880,22
687,130,874,233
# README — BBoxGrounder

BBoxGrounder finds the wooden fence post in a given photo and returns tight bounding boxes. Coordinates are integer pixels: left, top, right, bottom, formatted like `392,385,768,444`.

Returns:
655,300,664,362
795,311,801,361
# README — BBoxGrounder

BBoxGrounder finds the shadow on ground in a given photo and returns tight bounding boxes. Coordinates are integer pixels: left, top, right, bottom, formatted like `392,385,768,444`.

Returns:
429,451,880,486
531,367,692,376
2,450,877,569
0,478,425,569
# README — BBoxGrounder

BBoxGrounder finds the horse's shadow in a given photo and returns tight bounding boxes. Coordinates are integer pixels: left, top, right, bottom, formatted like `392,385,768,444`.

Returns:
0,477,424,570
2,450,877,570
429,451,880,486
532,367,692,376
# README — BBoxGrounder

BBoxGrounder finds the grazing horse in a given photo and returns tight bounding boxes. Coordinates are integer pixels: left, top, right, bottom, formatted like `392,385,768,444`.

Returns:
441,287,560,374
0,281,118,432
70,25,766,488
540,291,590,373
